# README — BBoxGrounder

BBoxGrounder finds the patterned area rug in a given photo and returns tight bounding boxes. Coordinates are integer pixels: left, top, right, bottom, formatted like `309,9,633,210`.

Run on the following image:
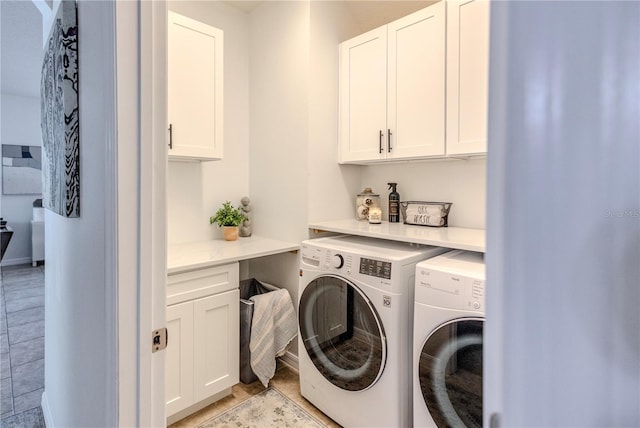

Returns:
196,388,325,428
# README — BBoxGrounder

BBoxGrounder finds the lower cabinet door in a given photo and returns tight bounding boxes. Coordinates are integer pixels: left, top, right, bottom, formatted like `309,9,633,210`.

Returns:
165,301,195,416
193,289,239,402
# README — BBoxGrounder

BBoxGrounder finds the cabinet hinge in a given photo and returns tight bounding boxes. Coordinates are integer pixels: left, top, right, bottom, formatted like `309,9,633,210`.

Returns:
152,327,168,353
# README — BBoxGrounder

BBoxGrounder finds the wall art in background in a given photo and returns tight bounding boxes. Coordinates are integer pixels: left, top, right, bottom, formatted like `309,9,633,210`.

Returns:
41,0,80,218
2,145,42,195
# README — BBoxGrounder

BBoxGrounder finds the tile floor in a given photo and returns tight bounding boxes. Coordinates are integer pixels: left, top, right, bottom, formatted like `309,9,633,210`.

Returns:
169,362,341,428
0,264,45,424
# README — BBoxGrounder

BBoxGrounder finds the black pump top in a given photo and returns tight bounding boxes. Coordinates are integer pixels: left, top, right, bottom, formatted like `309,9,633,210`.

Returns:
388,182,398,192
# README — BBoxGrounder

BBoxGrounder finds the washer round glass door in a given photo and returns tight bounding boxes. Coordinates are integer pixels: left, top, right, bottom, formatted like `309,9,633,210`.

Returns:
419,318,483,428
299,275,386,391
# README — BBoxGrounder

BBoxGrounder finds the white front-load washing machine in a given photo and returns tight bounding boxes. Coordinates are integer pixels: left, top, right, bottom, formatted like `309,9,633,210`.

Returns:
298,235,448,428
413,250,485,428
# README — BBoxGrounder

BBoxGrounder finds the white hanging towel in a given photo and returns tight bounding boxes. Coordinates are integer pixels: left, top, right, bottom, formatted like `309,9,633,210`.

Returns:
249,288,297,387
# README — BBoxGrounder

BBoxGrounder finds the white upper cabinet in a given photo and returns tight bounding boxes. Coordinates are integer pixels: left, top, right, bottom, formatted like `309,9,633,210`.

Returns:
446,0,490,156
387,4,446,160
339,0,490,164
339,27,388,163
168,11,224,161
339,3,445,163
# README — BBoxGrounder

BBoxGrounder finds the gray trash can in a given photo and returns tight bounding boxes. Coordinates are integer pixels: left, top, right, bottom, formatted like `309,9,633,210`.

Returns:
239,278,279,384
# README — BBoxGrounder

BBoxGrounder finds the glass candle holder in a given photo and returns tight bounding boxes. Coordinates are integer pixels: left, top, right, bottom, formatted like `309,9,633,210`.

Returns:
356,188,380,221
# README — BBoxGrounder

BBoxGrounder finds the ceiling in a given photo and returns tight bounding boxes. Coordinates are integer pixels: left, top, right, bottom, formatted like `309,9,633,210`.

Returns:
223,1,263,13
334,1,436,33
223,1,436,33
1,0,43,98
1,0,436,100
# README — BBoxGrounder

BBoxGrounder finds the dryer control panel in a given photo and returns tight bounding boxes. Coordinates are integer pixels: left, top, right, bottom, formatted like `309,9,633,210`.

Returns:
416,268,485,312
415,250,485,312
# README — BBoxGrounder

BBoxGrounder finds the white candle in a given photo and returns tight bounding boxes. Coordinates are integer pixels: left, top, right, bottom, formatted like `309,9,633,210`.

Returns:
368,207,382,224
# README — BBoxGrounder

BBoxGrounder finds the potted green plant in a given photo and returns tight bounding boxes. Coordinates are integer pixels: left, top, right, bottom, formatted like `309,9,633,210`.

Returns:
210,201,248,241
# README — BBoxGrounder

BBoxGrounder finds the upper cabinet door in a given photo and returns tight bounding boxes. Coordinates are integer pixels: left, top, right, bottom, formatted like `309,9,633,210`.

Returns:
446,0,490,156
387,2,446,160
339,27,388,164
168,12,224,161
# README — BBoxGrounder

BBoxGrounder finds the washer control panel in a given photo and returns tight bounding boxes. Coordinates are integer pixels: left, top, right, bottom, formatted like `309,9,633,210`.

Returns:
320,251,354,274
301,242,395,282
359,257,391,280
331,254,344,269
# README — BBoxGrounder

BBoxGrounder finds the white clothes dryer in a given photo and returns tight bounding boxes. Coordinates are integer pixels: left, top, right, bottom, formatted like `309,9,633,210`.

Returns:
413,250,485,428
298,236,448,428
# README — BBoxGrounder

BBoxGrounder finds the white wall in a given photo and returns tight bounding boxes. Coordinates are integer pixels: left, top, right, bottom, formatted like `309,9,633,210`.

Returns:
43,2,112,426
306,0,487,230
242,1,486,366
164,1,487,366
360,158,486,228
248,0,309,244
167,1,250,244
165,1,315,359
246,1,311,357
166,0,487,247
0,94,42,265
307,1,362,223
486,1,639,426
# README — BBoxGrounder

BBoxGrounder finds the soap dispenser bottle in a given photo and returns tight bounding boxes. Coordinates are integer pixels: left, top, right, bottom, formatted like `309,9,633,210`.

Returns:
388,182,400,223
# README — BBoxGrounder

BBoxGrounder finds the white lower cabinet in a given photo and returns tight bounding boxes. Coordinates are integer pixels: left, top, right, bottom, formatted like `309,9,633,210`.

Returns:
193,290,239,402
166,263,239,422
166,301,195,416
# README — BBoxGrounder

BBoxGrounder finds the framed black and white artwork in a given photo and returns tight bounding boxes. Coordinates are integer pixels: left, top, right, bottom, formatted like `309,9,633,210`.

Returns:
41,0,80,218
2,145,42,195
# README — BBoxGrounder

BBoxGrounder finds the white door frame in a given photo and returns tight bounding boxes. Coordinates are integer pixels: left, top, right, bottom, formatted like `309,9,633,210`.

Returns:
139,0,168,425
114,0,167,426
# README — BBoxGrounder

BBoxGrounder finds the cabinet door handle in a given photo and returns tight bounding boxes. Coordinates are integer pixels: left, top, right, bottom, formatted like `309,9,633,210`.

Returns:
168,123,173,149
388,129,392,152
379,130,384,154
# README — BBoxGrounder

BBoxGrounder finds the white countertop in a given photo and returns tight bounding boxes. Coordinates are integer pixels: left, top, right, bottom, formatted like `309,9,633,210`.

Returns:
308,219,485,253
168,235,300,274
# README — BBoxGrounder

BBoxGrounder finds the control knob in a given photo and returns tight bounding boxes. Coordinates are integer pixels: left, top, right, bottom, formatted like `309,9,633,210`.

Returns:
331,254,345,269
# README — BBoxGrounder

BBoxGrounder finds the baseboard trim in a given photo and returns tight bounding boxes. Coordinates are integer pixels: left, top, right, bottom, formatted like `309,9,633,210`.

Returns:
1,257,33,267
41,391,54,428
278,350,299,372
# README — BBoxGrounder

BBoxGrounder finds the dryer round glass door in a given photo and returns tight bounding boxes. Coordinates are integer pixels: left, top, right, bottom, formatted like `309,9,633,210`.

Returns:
418,318,483,428
299,275,386,391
